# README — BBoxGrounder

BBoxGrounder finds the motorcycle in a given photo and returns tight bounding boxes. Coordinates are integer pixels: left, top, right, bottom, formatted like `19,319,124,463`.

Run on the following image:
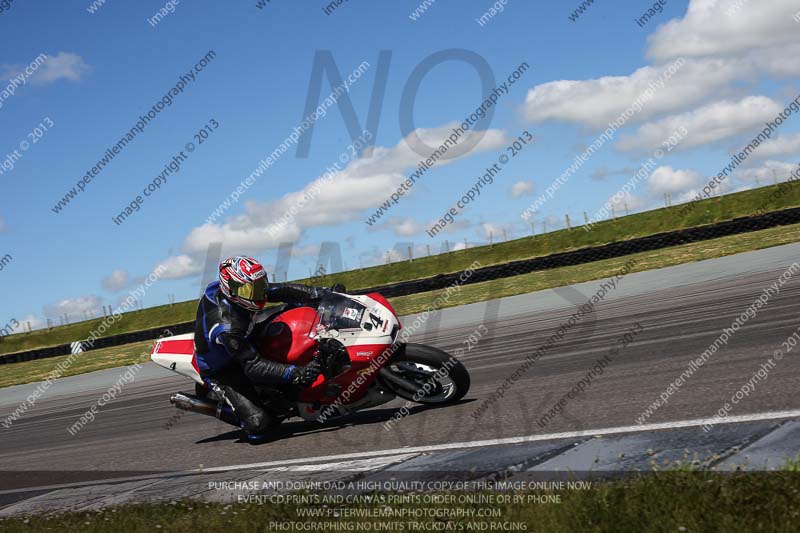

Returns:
151,290,470,433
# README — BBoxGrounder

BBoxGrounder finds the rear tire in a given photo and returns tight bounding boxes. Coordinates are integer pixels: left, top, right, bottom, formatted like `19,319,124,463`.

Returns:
385,343,470,404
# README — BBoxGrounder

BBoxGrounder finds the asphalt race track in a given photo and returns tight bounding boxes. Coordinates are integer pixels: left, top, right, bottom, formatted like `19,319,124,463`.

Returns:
2,243,800,513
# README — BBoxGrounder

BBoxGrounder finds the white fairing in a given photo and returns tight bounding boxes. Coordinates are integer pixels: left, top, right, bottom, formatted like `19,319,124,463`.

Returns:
314,294,400,350
150,333,203,385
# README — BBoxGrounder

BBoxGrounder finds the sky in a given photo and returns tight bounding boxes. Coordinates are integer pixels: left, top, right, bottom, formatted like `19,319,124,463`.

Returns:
1,0,799,330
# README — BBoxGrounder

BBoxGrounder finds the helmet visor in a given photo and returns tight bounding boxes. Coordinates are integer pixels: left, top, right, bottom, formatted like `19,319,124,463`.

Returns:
228,277,268,303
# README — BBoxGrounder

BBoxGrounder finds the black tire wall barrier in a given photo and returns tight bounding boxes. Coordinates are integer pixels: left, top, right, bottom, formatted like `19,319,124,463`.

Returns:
360,206,800,298
3,206,800,366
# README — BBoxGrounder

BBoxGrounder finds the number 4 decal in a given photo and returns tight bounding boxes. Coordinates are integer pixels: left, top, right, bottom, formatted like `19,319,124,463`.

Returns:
369,313,384,329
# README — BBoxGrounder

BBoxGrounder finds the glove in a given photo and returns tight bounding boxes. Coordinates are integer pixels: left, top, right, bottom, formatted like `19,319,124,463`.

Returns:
289,360,322,386
318,338,348,360
329,283,346,293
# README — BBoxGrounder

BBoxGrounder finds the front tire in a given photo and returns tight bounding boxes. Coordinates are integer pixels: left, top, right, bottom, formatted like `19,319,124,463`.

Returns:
384,343,470,404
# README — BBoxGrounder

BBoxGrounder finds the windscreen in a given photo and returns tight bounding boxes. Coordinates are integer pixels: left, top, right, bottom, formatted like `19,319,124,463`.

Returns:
310,292,367,335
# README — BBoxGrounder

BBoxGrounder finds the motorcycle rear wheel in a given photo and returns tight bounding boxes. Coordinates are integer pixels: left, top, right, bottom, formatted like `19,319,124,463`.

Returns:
385,343,470,404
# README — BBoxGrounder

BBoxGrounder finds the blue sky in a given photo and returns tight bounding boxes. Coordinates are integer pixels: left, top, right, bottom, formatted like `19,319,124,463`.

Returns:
1,0,799,329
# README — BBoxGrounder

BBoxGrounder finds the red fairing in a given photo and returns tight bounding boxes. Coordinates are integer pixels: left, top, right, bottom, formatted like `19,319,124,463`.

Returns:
191,354,201,376
298,343,392,403
256,298,396,406
367,292,400,323
153,338,194,356
256,307,319,365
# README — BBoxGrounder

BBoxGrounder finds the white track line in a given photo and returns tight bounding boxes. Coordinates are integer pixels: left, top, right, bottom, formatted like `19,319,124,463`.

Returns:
192,409,800,473
2,409,798,496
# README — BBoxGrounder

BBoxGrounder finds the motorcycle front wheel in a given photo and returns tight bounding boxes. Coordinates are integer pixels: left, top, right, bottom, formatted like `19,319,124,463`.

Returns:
383,343,470,404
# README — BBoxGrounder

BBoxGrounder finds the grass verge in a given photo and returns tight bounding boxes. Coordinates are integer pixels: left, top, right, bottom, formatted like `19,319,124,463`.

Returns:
4,221,800,388
0,304,195,356
1,470,800,532
0,341,154,389
389,220,800,315
2,180,800,356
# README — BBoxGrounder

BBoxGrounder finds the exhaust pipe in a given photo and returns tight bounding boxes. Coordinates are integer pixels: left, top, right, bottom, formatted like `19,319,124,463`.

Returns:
170,392,239,426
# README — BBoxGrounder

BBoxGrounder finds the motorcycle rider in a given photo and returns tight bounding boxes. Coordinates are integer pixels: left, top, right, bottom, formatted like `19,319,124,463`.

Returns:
194,255,341,442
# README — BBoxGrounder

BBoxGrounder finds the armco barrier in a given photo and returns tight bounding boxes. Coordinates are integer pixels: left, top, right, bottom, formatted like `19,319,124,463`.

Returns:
2,206,800,366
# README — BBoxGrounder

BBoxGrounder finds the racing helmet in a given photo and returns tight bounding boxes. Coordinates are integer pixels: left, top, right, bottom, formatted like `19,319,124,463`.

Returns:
218,256,269,311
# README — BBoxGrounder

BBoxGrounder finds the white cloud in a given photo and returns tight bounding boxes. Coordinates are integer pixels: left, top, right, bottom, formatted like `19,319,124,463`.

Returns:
672,188,704,204
358,247,393,268
510,180,535,198
745,133,800,160
647,0,800,62
177,124,506,260
379,244,438,261
617,96,782,152
19,314,47,331
746,43,800,78
102,269,130,292
591,167,610,181
30,52,90,85
524,1,800,130
374,217,428,237
372,214,472,237
387,249,406,262
479,222,511,240
182,221,300,260
648,166,703,194
154,255,203,280
44,296,102,318
531,215,563,233
284,243,327,258
608,191,648,212
523,57,738,128
735,160,798,183
1,52,90,90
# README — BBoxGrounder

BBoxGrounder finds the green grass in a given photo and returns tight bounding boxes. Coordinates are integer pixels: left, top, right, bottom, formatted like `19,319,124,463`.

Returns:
2,179,800,357
5,221,800,388
0,303,195,356
0,340,155,389
300,178,800,290
2,468,800,532
389,220,800,315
